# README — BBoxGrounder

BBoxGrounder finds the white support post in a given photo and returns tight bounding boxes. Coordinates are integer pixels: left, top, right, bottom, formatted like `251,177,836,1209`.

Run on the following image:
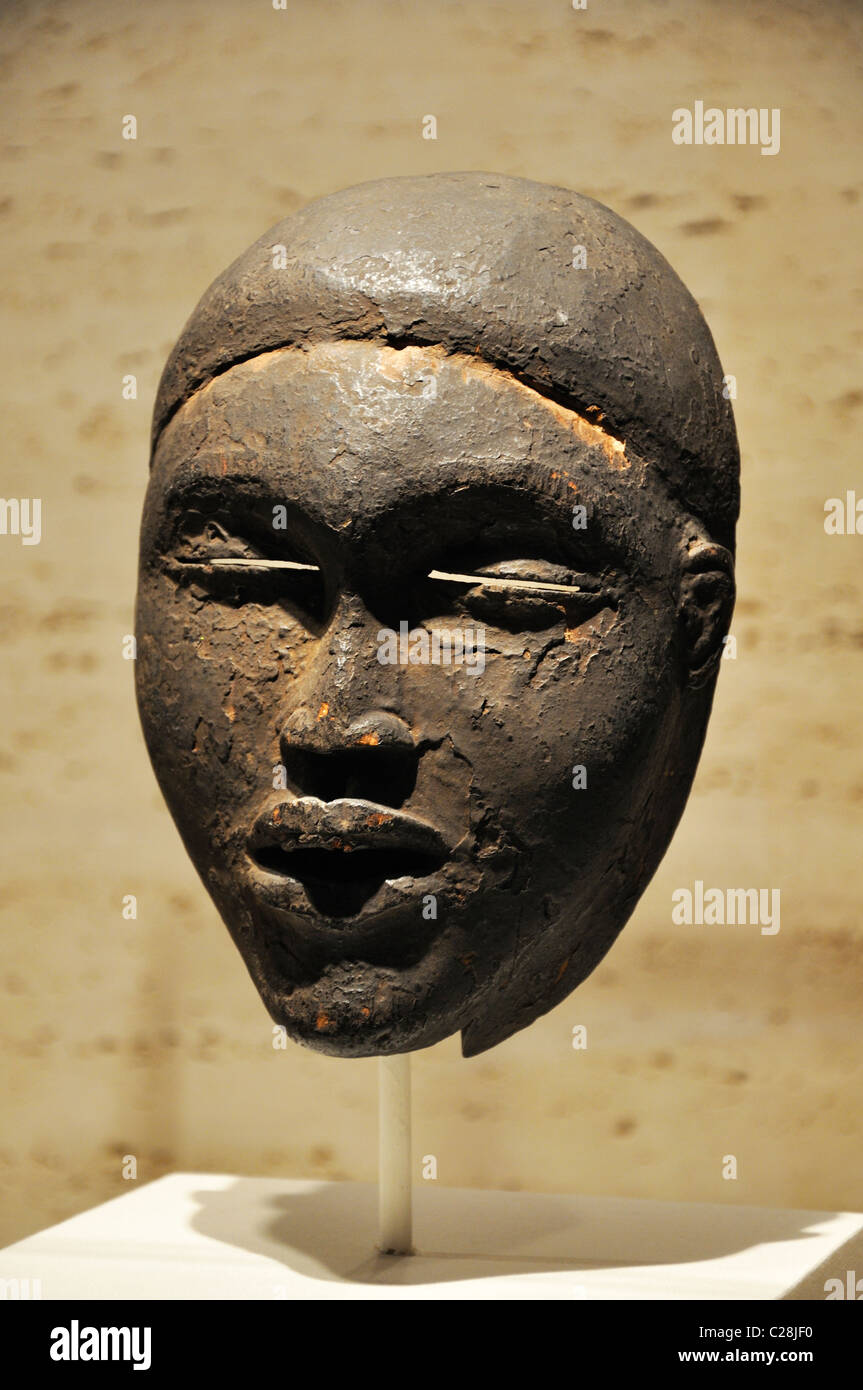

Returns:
378,1054,413,1254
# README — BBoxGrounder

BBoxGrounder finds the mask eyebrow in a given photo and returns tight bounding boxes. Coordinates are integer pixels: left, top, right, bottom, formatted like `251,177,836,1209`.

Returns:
155,483,331,560
159,473,289,510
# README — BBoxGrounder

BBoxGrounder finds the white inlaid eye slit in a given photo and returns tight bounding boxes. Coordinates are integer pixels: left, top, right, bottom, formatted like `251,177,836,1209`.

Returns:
202,559,321,571
428,568,583,596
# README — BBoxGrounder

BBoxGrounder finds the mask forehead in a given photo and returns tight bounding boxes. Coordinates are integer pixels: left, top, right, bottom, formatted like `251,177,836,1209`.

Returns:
151,173,738,553
147,340,681,581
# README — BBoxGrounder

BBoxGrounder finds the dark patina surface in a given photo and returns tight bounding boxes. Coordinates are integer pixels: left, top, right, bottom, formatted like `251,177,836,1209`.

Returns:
135,174,738,1056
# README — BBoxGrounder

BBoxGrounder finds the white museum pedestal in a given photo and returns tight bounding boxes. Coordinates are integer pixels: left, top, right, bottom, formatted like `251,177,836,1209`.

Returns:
2,1174,861,1301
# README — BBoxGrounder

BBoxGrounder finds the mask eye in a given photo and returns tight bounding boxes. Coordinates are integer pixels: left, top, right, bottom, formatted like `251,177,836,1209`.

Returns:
166,517,327,628
427,561,614,632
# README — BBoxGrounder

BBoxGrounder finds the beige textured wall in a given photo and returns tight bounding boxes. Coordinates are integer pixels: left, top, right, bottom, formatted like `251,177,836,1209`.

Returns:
1,0,861,1248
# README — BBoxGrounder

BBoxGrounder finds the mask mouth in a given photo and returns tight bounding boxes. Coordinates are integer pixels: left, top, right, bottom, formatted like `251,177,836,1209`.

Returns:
247,797,450,916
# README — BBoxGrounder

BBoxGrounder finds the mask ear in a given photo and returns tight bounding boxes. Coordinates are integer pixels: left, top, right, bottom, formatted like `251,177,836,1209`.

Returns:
678,539,735,687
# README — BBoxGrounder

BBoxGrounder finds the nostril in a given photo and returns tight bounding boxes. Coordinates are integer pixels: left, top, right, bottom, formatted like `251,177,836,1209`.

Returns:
279,750,416,806
278,709,418,806
279,744,418,807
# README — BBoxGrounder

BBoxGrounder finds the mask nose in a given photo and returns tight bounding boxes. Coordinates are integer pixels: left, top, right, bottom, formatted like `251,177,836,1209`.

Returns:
279,707,418,806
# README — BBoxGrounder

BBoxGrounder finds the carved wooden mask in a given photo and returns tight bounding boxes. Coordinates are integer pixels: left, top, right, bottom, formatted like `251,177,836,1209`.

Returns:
135,174,738,1056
